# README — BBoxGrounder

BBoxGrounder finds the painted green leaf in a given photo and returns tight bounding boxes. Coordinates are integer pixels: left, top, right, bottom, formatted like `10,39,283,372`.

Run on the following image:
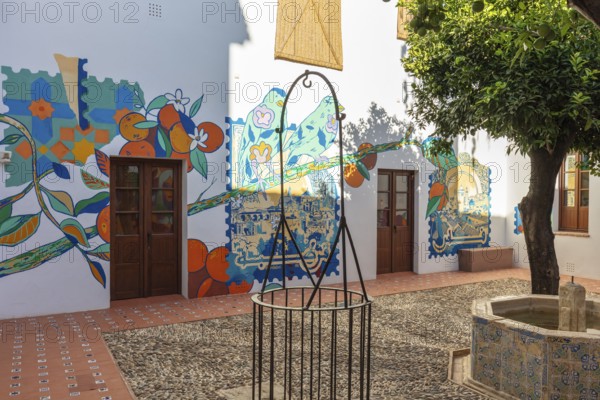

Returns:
426,195,442,218
133,121,159,129
157,127,172,157
189,95,204,118
42,187,75,216
356,160,370,181
60,218,90,247
190,148,208,178
0,204,12,226
81,170,109,190
146,95,169,112
0,134,22,145
87,259,107,287
0,225,98,278
0,213,41,246
88,243,110,261
0,182,33,210
75,192,110,216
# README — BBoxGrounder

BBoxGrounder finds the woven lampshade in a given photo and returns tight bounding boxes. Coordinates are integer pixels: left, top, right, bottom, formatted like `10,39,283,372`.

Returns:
275,0,343,71
397,5,412,40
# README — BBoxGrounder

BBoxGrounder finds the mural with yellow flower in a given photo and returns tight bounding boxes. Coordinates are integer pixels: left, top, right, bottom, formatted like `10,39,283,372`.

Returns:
0,55,491,299
0,56,226,292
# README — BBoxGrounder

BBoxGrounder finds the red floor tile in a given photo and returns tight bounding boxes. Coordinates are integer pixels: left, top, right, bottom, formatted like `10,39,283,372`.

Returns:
1,268,598,399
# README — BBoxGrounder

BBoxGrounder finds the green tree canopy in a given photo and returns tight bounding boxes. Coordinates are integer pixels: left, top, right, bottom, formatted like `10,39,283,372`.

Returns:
402,0,600,171
401,0,600,294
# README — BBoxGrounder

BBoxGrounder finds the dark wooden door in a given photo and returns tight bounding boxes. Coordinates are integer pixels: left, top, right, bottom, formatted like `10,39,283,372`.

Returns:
377,172,393,274
110,158,182,300
377,170,414,274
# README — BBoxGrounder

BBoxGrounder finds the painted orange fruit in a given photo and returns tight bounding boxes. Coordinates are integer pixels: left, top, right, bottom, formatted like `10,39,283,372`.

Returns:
438,195,448,210
206,247,230,283
169,122,193,154
170,150,193,172
359,143,377,170
196,276,228,297
197,278,213,298
119,112,150,142
188,239,208,273
344,163,364,188
430,182,445,198
229,280,252,294
119,140,156,157
158,104,181,131
195,122,224,153
96,206,110,243
430,182,447,210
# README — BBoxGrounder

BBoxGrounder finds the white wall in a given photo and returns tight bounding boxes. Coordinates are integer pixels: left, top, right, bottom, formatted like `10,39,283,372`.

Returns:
4,1,596,320
0,0,413,318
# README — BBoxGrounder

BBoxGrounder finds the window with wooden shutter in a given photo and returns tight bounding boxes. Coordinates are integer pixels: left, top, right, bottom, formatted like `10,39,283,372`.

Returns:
559,153,589,232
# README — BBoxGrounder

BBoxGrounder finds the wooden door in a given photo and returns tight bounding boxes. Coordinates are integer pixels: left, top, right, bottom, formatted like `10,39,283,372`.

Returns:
110,158,182,300
377,170,414,274
377,172,393,274
147,163,181,296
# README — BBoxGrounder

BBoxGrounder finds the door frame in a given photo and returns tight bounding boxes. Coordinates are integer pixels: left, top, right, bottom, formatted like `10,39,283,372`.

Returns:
109,156,184,300
376,168,416,274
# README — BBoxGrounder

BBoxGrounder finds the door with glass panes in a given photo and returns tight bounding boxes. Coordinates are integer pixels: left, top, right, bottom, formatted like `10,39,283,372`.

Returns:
377,170,414,274
110,157,182,300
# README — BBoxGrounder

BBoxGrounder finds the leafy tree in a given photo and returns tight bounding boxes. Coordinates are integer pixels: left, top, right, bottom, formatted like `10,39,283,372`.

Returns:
401,0,600,294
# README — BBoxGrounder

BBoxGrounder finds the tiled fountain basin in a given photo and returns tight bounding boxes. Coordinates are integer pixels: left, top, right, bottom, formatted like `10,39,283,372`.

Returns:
469,295,600,400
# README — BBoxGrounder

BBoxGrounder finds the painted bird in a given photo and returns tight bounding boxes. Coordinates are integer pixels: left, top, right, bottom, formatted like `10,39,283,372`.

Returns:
236,88,287,188
283,96,344,167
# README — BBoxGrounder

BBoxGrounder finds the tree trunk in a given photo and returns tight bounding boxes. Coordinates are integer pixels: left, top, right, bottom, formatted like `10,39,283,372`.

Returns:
519,145,570,295
569,0,600,28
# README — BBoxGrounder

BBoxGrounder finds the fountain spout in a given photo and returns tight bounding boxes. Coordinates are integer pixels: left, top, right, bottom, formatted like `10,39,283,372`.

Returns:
558,281,587,332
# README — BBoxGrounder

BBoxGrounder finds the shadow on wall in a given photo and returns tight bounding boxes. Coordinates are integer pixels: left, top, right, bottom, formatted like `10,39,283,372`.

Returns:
343,102,420,192
344,103,493,260
190,0,249,130
344,102,415,152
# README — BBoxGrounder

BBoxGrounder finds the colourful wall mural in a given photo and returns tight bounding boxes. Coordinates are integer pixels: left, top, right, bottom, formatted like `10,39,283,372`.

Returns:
514,205,524,235
424,139,492,258
0,55,229,293
0,56,382,299
0,55,494,300
225,104,340,290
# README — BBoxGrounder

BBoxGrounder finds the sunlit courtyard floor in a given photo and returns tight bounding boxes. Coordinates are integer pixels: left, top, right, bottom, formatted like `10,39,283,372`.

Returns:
105,279,536,400
4,268,600,399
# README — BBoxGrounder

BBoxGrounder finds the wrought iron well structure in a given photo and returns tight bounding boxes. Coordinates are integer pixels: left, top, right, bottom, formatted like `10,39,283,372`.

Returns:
252,71,373,399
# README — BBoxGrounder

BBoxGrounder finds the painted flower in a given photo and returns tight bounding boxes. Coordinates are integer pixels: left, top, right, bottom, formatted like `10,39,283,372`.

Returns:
253,105,275,129
249,141,272,163
189,127,209,151
165,89,190,113
231,195,243,209
325,114,338,133
28,98,55,120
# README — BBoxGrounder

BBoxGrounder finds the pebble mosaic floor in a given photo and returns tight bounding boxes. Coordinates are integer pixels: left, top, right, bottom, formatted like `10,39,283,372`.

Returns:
2,268,599,399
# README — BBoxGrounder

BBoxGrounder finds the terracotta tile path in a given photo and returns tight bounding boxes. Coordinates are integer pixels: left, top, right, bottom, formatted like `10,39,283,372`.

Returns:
2,268,599,400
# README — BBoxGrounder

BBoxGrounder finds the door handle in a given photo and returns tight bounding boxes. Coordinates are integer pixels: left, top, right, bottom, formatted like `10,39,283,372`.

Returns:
147,232,152,248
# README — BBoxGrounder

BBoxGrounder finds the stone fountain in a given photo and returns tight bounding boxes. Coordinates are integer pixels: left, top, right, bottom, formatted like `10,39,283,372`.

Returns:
467,282,600,400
